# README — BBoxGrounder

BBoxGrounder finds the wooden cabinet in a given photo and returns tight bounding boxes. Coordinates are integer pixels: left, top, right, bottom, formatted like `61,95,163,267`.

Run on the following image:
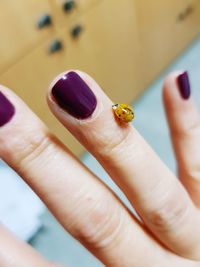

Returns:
0,0,54,73
135,0,200,86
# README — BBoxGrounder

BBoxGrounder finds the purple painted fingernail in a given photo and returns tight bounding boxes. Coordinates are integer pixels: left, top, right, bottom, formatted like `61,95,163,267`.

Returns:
51,71,97,119
0,91,15,127
177,71,191,100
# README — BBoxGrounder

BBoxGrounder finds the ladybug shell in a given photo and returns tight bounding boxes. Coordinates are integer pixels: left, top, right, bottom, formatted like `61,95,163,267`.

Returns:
112,104,134,123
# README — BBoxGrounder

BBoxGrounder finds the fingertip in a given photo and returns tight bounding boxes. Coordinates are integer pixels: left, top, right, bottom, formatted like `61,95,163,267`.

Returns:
162,71,200,136
46,69,112,127
162,71,196,118
162,71,184,102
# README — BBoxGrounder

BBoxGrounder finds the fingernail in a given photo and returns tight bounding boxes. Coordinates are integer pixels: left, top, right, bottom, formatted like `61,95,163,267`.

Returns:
0,91,15,127
51,71,97,119
177,71,191,100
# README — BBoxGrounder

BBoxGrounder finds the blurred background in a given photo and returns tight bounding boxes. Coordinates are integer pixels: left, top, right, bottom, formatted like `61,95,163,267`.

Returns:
0,0,200,266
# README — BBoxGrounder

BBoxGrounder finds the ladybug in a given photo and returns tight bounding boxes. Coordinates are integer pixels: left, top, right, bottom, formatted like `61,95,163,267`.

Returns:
112,103,134,123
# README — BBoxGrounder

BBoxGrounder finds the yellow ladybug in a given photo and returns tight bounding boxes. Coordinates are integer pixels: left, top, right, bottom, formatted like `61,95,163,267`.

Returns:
112,103,134,123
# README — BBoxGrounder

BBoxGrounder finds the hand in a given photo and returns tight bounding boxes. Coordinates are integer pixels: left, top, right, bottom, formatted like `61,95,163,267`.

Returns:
0,70,200,267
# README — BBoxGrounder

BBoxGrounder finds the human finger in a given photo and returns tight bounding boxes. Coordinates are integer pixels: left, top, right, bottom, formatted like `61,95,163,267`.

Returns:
0,224,55,267
163,71,200,207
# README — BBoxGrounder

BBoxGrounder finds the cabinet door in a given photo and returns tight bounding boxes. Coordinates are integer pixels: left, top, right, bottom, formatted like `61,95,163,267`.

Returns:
0,36,84,156
0,0,54,73
59,0,142,103
135,0,200,86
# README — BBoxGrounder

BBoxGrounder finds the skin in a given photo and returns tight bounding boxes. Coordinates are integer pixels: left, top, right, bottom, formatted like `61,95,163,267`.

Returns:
0,70,200,267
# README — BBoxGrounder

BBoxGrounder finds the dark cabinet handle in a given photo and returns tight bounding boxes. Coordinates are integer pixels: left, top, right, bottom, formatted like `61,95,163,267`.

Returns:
177,12,185,21
71,25,83,38
37,14,52,29
177,4,194,22
63,0,76,12
48,40,63,53
185,4,194,16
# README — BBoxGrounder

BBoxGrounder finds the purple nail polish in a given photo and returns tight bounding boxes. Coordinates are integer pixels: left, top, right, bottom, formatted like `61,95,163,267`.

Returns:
177,71,191,100
51,71,97,119
0,91,15,127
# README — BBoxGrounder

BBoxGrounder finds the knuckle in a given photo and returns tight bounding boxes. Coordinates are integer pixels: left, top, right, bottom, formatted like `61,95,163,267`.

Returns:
0,112,53,170
73,195,124,250
174,116,200,138
147,191,190,233
97,127,133,158
15,132,53,171
79,108,130,152
186,116,200,135
182,167,200,184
